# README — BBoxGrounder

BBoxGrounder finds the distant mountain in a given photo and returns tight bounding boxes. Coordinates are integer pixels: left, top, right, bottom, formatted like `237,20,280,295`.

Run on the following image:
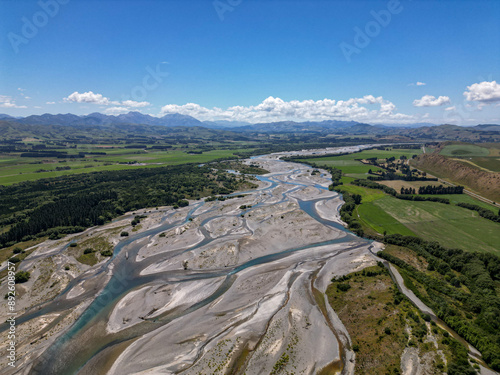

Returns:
231,120,381,134
1,112,499,142
202,120,251,129
0,114,16,120
474,124,500,132
0,112,202,127
380,122,438,128
160,113,203,127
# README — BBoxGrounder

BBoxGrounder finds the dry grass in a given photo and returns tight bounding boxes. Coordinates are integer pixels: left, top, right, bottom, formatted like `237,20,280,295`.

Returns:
383,245,429,272
326,266,409,375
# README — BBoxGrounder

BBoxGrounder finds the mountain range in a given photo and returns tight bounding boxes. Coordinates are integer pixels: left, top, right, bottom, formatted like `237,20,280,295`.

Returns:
1,112,499,137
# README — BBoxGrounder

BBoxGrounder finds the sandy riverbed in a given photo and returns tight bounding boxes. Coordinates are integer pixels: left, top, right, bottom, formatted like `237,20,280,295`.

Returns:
1,144,462,375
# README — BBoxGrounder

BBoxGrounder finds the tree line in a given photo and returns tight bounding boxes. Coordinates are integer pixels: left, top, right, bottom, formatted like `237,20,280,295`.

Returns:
417,185,464,195
456,203,500,223
0,164,253,248
379,234,500,371
351,179,451,204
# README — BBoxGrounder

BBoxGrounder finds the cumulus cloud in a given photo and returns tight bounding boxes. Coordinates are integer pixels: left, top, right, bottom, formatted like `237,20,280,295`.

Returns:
121,100,150,108
46,101,56,105
463,81,500,103
408,82,426,86
64,91,150,109
445,106,456,111
64,91,112,105
103,107,131,115
0,95,27,109
413,95,451,107
160,96,415,124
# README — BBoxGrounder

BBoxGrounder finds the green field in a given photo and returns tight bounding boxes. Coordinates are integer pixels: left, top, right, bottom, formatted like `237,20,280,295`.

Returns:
469,157,500,172
373,197,500,255
439,143,500,172
356,202,416,236
419,193,497,210
337,184,386,202
0,148,251,186
338,183,500,255
299,147,422,178
440,144,490,157
302,146,500,255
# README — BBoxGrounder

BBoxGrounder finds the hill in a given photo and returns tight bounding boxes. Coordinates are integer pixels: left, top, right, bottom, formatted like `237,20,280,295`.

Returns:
412,153,500,202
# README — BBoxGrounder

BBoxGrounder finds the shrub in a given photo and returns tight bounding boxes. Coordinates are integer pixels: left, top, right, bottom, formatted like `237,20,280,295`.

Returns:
120,231,129,237
9,257,20,263
337,283,351,292
83,248,93,254
69,242,77,247
15,271,30,283
100,250,113,257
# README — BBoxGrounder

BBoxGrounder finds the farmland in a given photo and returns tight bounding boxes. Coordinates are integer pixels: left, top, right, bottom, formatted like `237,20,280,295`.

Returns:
295,147,422,179
0,147,252,186
299,146,500,256
438,143,500,172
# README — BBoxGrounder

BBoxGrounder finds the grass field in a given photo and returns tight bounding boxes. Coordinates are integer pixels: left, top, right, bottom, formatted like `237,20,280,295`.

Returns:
418,193,497,210
374,197,500,255
356,202,416,236
299,148,422,178
0,148,251,185
440,144,490,157
337,184,386,202
338,182,500,255
301,146,500,255
326,265,449,374
439,143,500,172
468,157,500,172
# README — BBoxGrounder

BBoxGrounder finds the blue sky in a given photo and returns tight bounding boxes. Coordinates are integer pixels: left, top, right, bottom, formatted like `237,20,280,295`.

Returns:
0,0,499,124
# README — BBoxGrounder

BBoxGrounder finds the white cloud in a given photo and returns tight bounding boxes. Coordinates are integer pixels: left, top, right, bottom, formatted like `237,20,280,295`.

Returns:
0,95,27,109
416,82,426,86
63,91,150,109
445,106,456,111
34,106,42,109
160,96,416,124
413,95,451,107
463,81,500,103
104,107,130,115
121,100,150,108
64,91,112,105
46,101,56,105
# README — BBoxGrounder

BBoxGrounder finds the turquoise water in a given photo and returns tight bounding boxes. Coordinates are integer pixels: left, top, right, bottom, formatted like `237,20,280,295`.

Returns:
27,167,360,374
